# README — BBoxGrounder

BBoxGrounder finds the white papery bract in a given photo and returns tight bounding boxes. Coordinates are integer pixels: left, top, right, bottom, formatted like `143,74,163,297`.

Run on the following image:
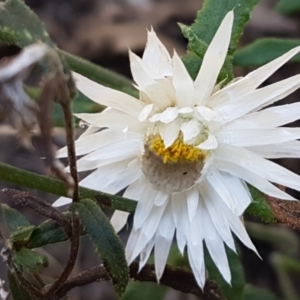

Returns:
54,11,300,288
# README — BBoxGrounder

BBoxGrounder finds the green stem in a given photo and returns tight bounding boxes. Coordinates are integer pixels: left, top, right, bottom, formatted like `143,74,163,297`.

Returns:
59,50,139,98
0,162,136,213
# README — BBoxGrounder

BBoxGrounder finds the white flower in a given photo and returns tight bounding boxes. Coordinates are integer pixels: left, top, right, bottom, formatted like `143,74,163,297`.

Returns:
54,11,300,288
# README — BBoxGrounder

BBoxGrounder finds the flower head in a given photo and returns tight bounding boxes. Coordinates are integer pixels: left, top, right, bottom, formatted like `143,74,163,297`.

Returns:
55,11,300,288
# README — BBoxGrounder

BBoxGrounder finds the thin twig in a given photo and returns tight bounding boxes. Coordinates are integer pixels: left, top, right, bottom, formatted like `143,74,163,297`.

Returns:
55,262,224,300
43,215,80,298
2,189,72,236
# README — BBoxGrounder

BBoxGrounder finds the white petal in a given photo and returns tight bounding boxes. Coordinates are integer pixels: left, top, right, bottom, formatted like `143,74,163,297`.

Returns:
160,107,178,123
134,185,157,229
215,74,300,123
129,50,155,87
172,192,189,254
138,103,154,122
186,187,199,222
217,127,300,147
218,145,300,194
219,172,252,215
154,203,175,280
142,28,172,79
172,51,194,107
73,72,145,117
199,180,236,251
139,238,155,271
52,196,71,207
201,207,231,283
194,106,220,122
75,112,142,133
178,107,194,115
225,102,300,130
57,130,126,158
154,191,169,206
180,119,201,143
198,133,218,149
110,211,130,232
205,169,236,212
194,11,234,105
84,137,140,161
141,79,175,110
209,46,300,107
215,145,297,200
79,125,99,138
101,159,142,194
187,241,205,288
160,120,181,148
130,201,168,262
149,113,162,122
247,140,300,159
221,201,258,254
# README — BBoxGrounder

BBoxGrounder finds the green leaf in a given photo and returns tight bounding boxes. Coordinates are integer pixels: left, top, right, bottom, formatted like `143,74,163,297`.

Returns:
233,38,300,67
7,271,34,300
244,284,280,300
1,204,31,232
72,199,129,297
205,246,244,300
0,0,54,48
182,0,259,80
12,247,48,273
246,186,275,223
276,0,300,15
10,225,36,249
122,282,167,300
26,218,68,249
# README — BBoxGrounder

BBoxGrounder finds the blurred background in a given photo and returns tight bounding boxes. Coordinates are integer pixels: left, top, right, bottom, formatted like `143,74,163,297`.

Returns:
1,0,300,299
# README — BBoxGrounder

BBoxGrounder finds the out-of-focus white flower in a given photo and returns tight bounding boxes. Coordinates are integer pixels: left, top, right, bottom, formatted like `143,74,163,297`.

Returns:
0,44,49,145
54,11,300,288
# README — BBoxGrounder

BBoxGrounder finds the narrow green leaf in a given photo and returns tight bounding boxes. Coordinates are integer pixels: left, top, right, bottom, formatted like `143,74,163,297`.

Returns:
276,0,300,15
182,0,259,80
244,284,280,300
72,199,129,297
205,246,244,300
234,38,300,67
0,0,54,48
247,186,275,223
7,271,33,300
1,204,31,232
122,282,167,300
12,247,48,273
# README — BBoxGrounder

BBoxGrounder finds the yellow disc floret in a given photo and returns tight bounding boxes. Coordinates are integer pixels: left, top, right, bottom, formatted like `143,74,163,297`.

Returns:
148,135,207,164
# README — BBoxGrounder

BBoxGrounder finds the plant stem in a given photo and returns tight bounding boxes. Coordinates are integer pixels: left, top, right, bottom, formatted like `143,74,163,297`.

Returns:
0,162,136,213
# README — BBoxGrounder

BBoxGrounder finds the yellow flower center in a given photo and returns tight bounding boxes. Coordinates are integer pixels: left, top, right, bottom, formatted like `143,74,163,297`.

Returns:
148,135,207,164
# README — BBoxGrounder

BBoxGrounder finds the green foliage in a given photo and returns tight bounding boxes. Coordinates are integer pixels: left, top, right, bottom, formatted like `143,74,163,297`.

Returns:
26,218,68,249
276,0,300,15
244,285,280,300
0,0,54,47
205,246,245,300
10,225,36,249
247,186,275,223
72,199,129,297
12,247,48,273
122,282,167,300
234,38,300,67
182,0,259,81
1,204,31,232
7,271,33,300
